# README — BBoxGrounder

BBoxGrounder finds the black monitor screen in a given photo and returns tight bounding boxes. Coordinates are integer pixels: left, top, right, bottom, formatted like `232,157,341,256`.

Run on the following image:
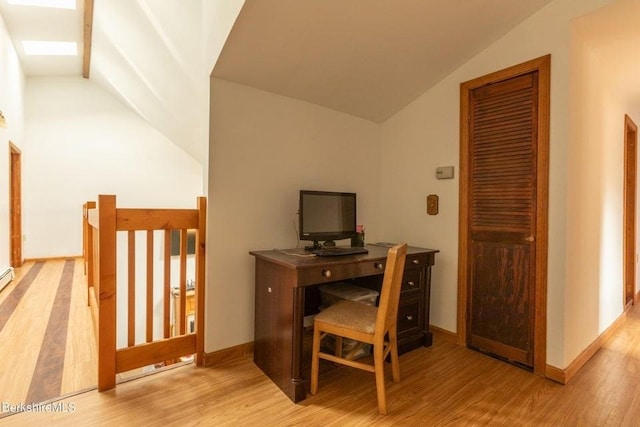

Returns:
299,190,356,242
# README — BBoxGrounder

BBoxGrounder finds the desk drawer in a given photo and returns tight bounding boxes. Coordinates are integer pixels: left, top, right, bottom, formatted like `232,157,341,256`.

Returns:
397,301,421,335
401,268,423,293
298,260,385,285
406,253,433,269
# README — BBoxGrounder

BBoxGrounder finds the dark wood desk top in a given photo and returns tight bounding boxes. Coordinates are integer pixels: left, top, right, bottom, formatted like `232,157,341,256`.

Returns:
250,244,438,270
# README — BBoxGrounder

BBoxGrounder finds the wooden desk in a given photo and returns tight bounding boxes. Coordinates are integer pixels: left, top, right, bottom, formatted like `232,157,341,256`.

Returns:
250,244,438,403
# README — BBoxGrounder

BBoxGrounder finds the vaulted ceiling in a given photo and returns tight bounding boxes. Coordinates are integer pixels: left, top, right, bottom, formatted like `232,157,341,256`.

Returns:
89,0,206,163
12,0,634,165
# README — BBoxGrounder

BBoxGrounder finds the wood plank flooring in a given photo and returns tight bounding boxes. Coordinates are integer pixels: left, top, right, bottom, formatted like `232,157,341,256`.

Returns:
4,299,640,425
0,259,97,408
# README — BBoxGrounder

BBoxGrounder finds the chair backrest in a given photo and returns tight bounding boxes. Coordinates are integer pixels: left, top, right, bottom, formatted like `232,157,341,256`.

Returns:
374,243,408,341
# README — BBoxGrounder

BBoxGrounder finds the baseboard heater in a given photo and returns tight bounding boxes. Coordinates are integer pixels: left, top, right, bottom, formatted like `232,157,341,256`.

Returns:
0,267,15,293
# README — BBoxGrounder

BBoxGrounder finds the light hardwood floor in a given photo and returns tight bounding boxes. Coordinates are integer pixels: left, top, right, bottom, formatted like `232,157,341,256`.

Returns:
0,259,97,407
4,299,640,425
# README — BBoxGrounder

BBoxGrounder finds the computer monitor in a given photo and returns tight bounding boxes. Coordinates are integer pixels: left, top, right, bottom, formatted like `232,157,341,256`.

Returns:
299,190,356,250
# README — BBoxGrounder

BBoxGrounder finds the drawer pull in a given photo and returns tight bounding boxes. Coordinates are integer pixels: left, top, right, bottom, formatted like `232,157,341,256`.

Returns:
322,269,332,278
407,281,416,287
374,263,384,270
267,286,272,293
412,259,419,265
406,315,414,321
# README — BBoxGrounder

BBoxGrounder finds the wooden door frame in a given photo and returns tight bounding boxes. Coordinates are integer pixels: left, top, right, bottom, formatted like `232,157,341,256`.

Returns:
623,114,637,307
9,142,22,268
458,55,550,376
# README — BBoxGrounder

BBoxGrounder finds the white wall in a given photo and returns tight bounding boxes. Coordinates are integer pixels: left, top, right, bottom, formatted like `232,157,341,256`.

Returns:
207,79,381,351
23,77,203,259
564,0,640,366
202,0,246,195
0,13,25,270
379,0,613,368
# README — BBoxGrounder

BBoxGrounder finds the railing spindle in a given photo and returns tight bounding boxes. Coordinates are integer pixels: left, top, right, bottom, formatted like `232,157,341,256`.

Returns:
163,229,171,339
179,229,187,335
127,230,135,347
146,230,154,343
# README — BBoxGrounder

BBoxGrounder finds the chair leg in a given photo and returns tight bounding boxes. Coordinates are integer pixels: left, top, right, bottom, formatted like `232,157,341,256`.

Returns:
373,343,388,415
310,324,322,395
335,336,343,358
389,330,400,383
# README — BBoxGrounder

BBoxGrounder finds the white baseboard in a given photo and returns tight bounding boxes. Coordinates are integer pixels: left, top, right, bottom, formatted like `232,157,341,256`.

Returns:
0,267,15,292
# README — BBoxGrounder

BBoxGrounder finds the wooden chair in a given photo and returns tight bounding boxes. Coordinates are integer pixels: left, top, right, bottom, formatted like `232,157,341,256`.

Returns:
309,243,408,415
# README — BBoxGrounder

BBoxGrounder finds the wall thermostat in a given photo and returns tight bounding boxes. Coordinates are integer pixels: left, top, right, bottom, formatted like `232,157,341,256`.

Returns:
436,166,454,179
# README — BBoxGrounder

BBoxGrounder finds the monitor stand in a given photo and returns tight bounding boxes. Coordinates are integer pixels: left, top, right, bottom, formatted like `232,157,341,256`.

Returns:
304,241,323,251
304,240,335,251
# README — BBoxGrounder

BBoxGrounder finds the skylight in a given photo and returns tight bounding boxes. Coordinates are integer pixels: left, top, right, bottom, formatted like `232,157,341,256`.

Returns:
22,41,77,56
7,0,75,9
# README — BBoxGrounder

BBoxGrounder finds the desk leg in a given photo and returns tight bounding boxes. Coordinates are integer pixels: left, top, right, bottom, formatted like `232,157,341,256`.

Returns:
423,265,433,347
290,286,307,402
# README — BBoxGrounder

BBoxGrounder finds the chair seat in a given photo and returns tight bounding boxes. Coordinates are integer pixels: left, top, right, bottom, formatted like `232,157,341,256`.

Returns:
315,300,378,334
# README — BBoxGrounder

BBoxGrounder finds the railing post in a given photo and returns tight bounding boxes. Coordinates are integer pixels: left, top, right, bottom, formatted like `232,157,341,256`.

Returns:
98,194,117,391
195,196,207,366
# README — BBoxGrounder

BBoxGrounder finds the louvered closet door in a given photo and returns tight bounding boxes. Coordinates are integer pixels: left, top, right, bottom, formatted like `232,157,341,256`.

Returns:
468,72,538,367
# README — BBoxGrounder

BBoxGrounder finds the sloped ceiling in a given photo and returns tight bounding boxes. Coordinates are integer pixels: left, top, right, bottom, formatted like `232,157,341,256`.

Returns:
212,0,555,123
90,0,206,163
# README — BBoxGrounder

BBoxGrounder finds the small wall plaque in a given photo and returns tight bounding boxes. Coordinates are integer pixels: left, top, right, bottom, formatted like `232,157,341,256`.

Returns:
427,195,439,215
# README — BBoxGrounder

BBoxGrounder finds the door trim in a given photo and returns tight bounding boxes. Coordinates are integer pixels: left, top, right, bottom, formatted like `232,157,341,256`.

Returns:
623,114,637,307
9,142,22,268
458,55,550,376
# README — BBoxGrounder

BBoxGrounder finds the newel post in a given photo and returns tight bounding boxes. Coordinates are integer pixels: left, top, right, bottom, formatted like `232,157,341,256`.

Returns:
195,196,207,366
97,194,117,391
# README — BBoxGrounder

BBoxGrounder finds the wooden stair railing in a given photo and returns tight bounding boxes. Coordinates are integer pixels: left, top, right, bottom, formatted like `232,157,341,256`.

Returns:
84,195,207,391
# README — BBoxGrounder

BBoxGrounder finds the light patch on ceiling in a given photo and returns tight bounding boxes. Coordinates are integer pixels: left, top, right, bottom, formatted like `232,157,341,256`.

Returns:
22,40,77,55
7,0,75,9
